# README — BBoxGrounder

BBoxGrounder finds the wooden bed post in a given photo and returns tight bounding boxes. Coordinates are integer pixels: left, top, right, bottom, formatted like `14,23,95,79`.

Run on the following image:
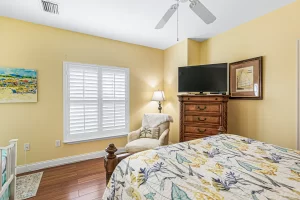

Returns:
104,144,133,185
104,144,118,185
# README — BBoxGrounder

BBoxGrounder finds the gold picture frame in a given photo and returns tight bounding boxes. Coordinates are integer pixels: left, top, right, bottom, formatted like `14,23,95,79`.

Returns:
229,57,263,100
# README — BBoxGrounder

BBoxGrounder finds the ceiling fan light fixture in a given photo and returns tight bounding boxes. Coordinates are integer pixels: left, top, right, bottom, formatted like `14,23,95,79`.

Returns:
155,0,216,41
155,0,216,30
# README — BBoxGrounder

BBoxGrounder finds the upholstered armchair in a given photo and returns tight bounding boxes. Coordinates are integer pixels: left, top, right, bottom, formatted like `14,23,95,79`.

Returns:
125,114,173,153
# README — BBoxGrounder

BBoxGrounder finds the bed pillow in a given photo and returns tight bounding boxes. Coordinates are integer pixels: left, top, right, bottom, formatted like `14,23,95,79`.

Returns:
1,150,7,174
139,127,160,139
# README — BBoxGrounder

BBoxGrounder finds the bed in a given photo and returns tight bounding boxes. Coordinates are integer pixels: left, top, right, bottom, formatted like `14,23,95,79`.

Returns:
0,140,18,200
102,134,300,200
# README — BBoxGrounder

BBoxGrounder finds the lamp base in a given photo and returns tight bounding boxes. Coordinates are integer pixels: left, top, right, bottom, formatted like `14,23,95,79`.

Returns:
158,101,162,113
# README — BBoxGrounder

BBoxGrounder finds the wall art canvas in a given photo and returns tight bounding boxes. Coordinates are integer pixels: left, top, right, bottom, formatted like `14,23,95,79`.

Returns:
0,67,37,103
229,57,262,100
236,66,254,92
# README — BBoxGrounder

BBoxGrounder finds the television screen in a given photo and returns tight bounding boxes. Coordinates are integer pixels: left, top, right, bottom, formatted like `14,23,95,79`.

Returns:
178,63,228,93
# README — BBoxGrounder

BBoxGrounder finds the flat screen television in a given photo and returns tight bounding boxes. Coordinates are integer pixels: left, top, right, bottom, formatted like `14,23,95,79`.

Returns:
178,63,228,93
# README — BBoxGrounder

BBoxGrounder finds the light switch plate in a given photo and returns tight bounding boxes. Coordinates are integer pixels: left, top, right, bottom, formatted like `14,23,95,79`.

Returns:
55,140,61,147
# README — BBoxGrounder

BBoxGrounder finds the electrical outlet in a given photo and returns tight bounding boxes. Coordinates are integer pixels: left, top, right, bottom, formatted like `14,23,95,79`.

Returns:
55,140,61,147
24,143,30,151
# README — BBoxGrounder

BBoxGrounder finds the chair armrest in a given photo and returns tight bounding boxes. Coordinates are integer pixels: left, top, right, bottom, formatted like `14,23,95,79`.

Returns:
159,129,169,146
128,129,141,143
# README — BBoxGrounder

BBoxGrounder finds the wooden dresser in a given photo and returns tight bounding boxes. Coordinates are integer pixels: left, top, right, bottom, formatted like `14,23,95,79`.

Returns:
178,95,229,142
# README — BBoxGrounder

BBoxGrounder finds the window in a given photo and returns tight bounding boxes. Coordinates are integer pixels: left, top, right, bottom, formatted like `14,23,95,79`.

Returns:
63,62,129,143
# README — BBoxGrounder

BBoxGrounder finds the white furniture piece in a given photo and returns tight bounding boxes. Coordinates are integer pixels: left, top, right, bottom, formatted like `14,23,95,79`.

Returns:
125,114,173,153
0,139,18,200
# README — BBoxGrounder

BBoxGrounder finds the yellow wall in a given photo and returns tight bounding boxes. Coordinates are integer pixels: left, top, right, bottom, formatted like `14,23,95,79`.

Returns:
164,40,188,143
200,1,300,149
163,39,203,143
0,17,164,165
1,0,300,166
165,1,300,148
187,39,201,66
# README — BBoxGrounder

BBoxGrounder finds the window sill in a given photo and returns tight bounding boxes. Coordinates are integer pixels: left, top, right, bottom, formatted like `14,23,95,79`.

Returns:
64,133,128,144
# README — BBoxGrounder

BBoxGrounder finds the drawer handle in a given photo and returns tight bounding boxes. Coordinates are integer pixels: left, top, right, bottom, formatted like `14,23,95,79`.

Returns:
197,128,206,133
198,117,207,121
197,106,207,110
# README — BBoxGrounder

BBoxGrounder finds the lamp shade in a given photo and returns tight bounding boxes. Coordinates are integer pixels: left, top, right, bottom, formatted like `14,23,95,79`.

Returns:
152,90,165,101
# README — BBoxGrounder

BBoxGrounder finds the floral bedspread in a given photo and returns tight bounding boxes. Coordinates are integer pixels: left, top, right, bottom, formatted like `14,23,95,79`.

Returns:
102,134,300,200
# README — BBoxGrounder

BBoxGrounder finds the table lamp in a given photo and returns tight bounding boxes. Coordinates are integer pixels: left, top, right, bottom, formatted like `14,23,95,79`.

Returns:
152,90,165,113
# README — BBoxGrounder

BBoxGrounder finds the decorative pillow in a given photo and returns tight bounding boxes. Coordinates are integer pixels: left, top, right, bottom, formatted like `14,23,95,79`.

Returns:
139,127,160,139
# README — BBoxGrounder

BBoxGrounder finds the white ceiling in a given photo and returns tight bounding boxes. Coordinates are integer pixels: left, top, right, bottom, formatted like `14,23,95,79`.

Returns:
0,0,295,50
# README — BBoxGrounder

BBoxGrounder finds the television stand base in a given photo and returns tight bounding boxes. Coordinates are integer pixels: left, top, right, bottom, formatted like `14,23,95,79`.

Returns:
188,92,207,95
187,92,227,96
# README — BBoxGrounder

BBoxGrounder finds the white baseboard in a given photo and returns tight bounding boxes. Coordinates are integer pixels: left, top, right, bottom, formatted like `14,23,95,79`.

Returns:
17,147,126,174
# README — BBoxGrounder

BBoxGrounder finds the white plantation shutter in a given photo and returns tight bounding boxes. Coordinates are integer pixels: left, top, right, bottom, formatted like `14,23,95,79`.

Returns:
64,62,129,143
69,67,99,135
102,69,128,134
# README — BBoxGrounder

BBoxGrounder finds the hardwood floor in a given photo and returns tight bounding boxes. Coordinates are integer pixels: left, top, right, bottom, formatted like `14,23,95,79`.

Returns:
20,158,106,200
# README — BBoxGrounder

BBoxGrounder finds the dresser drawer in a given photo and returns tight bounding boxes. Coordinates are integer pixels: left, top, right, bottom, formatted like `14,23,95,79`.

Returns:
182,96,228,102
185,126,219,135
185,116,220,125
185,104,221,113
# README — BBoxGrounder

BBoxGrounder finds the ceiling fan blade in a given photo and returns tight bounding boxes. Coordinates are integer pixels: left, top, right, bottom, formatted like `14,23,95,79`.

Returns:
155,4,179,29
189,0,216,24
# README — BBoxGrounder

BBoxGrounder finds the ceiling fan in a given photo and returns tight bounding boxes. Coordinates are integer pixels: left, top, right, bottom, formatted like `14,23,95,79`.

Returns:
155,0,216,29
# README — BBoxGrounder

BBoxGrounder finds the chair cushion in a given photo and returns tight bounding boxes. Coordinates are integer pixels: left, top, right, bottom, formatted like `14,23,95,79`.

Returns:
125,138,160,153
139,127,160,139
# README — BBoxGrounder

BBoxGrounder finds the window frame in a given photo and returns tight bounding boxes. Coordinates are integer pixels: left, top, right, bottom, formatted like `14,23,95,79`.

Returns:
63,62,130,144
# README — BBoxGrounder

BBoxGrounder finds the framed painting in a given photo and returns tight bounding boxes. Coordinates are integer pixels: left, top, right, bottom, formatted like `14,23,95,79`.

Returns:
0,67,37,103
229,57,263,100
